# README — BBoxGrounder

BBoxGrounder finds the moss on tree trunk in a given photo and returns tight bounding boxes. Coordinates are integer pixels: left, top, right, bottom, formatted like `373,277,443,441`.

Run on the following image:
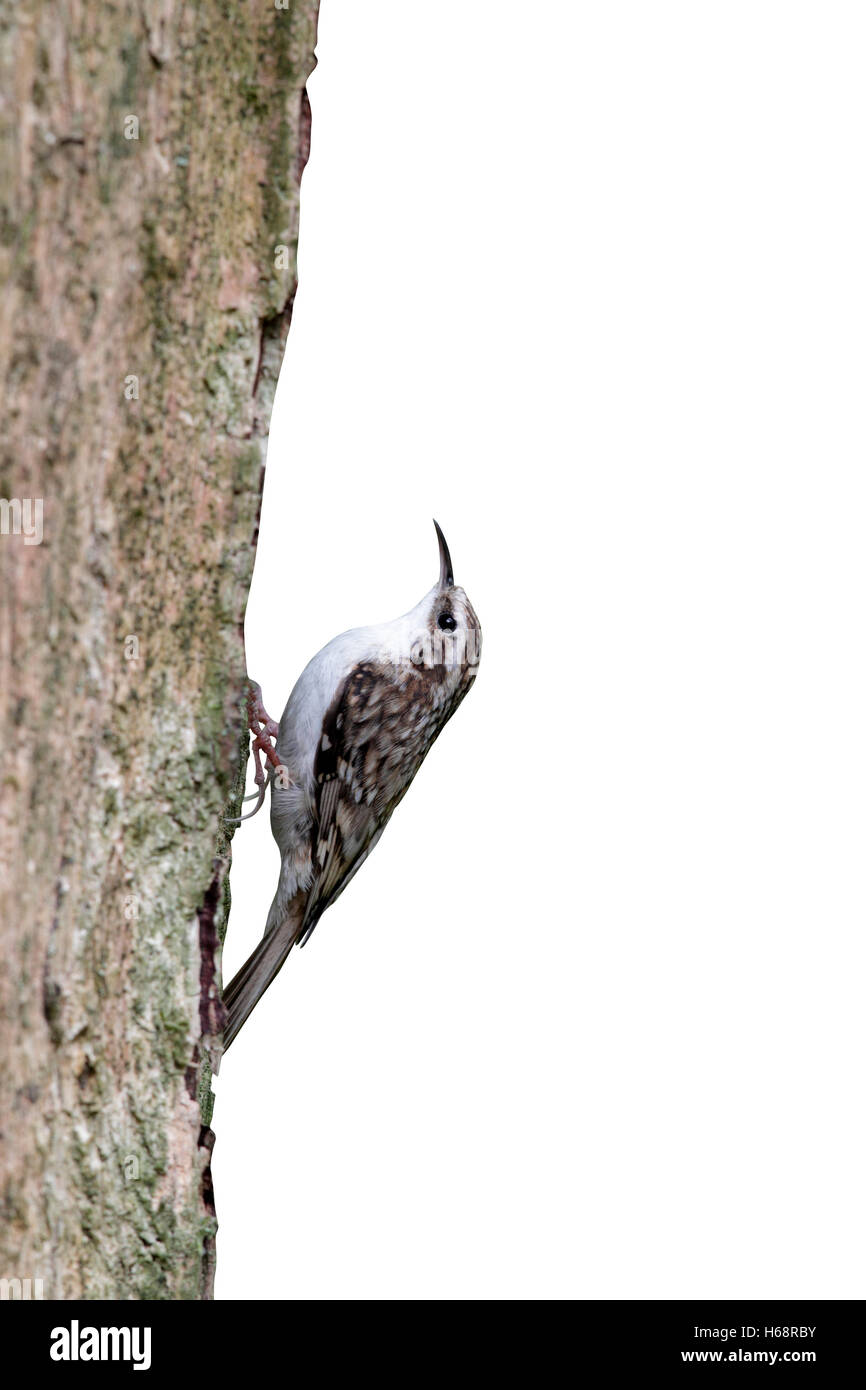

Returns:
0,0,319,1300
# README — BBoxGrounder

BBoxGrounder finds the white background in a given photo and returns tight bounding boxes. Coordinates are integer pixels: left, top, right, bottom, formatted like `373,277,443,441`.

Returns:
214,1,866,1299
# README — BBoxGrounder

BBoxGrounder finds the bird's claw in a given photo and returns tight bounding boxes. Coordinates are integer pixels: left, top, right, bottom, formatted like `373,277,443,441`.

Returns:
225,679,287,824
247,679,282,786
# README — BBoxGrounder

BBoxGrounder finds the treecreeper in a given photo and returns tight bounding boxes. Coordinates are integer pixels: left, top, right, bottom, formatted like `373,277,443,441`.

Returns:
221,520,481,1052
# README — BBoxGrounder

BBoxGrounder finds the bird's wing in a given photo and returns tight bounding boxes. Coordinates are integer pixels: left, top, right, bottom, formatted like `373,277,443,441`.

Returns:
298,659,432,945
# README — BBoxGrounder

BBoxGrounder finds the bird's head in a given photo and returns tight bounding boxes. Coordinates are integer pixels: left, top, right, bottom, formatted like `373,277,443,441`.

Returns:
403,520,482,685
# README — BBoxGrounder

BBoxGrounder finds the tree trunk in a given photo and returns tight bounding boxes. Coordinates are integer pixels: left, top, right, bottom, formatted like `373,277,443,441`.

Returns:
0,0,318,1300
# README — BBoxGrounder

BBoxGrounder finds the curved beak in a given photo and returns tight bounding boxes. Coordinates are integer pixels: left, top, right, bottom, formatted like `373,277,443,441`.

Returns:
433,519,454,590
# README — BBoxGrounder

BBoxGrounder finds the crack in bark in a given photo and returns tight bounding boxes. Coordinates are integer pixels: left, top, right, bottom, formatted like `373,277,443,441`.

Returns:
198,858,229,1043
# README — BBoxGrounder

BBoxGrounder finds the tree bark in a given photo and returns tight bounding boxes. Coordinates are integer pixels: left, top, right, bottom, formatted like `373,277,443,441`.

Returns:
0,0,318,1300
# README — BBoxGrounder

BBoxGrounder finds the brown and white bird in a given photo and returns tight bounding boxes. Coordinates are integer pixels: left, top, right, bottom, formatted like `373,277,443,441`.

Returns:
222,521,481,1051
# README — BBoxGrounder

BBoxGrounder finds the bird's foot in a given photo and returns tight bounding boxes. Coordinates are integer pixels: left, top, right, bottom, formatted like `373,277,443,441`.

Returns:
226,679,287,824
247,679,282,783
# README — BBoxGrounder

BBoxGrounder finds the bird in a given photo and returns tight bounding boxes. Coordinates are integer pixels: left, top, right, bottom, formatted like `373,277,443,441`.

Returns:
221,520,481,1052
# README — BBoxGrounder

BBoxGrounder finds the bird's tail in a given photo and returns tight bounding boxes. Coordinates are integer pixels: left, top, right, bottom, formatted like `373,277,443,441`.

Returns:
222,896,305,1052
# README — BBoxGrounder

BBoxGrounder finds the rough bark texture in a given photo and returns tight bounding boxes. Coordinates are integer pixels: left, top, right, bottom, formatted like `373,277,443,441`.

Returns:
0,0,318,1299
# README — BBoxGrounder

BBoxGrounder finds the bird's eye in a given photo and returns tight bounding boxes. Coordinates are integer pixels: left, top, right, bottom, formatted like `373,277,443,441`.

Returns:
437,611,457,631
